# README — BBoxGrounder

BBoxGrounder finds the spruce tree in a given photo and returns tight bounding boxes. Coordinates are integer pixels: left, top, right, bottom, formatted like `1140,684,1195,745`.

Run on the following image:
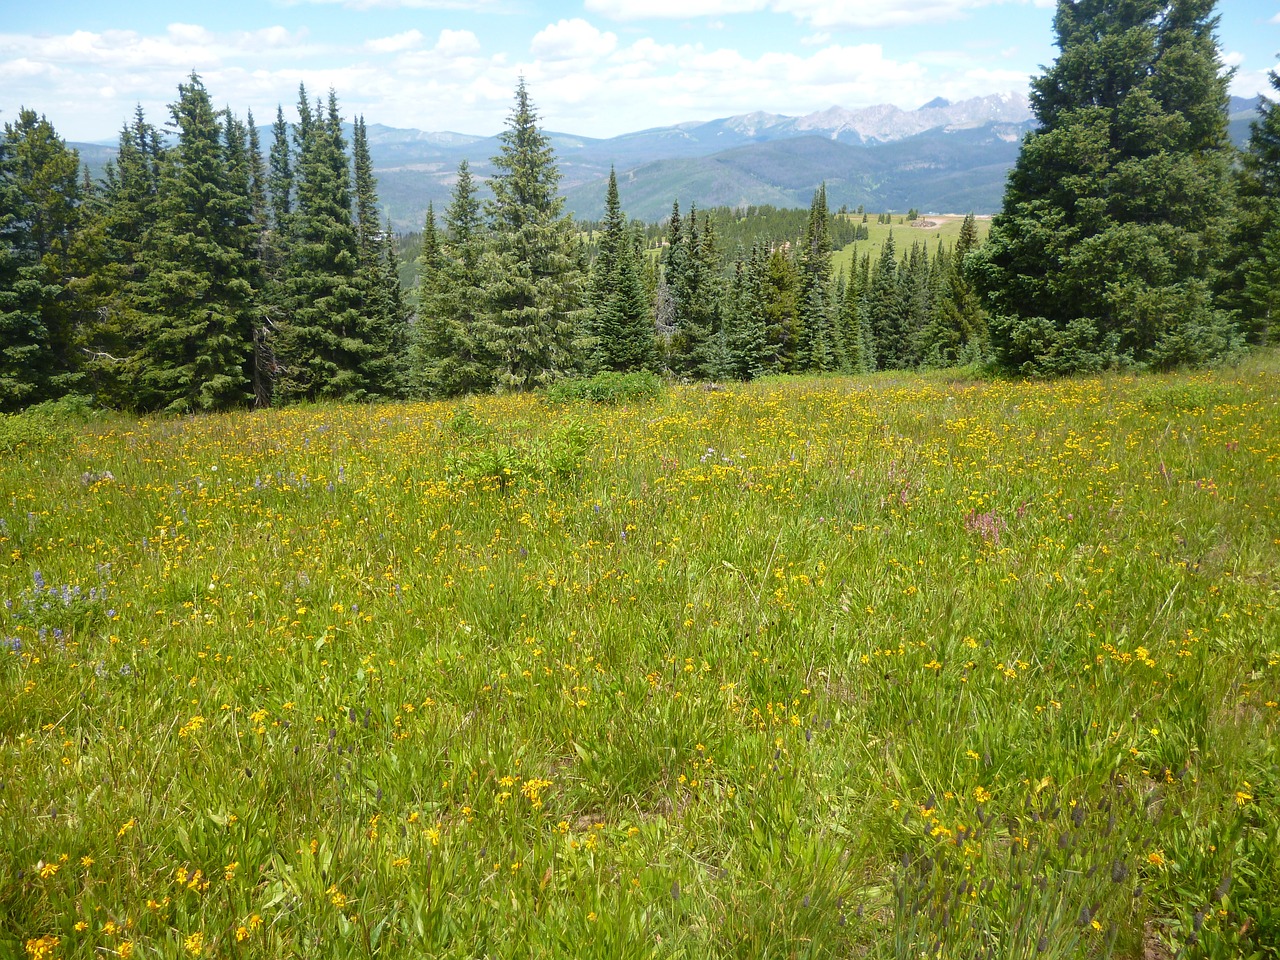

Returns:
480,79,584,389
0,109,83,410
1227,66,1280,344
268,106,293,231
589,171,655,373
241,110,273,406
689,210,726,378
727,247,769,379
415,162,493,397
275,86,368,402
971,0,1240,372
132,75,255,413
599,231,655,372
658,201,689,368
921,213,986,366
866,234,905,368
760,244,800,373
587,167,626,370
798,185,840,371
350,116,403,397
70,107,164,406
898,241,932,367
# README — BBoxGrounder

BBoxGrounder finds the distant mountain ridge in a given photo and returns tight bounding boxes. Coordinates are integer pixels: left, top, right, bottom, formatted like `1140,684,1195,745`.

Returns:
71,93,1264,229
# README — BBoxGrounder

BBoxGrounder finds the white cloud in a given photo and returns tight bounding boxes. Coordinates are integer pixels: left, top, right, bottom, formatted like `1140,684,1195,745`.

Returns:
584,0,765,19
587,0,1044,28
0,20,1028,143
365,30,425,53
1230,67,1276,100
435,28,481,56
281,0,500,9
530,19,617,61
1221,50,1246,69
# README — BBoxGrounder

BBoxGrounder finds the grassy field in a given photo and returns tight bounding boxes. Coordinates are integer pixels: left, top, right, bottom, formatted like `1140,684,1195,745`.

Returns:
2,356,1277,959
832,215,994,277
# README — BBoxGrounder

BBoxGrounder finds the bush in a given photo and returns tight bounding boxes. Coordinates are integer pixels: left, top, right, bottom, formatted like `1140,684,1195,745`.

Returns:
447,419,595,491
544,370,664,405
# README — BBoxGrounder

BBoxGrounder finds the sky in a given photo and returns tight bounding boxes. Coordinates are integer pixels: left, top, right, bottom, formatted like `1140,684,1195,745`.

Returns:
2,1,1277,144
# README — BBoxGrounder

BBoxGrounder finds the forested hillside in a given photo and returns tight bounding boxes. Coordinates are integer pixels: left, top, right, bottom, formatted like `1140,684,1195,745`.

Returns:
2,0,1278,415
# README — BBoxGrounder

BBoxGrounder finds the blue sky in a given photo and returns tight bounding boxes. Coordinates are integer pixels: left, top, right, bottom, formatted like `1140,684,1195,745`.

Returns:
2,1,1277,142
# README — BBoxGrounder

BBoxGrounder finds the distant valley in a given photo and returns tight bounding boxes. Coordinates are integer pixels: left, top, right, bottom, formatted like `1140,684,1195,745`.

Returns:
72,94,1264,229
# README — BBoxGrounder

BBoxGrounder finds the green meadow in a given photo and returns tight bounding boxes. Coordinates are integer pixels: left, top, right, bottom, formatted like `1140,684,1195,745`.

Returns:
2,356,1277,959
832,215,994,277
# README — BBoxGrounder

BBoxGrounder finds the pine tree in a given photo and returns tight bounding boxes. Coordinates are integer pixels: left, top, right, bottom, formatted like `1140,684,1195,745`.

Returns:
689,210,726,378
599,230,655,372
69,106,164,406
1227,66,1280,344
898,241,933,367
0,109,83,410
920,213,987,366
760,244,800,373
131,75,255,412
480,79,584,389
222,109,272,407
350,116,403,397
589,171,655,373
798,185,840,371
971,0,1240,372
415,162,493,397
586,167,625,370
274,86,368,402
242,110,273,406
726,247,769,379
268,106,293,231
658,201,688,368
866,234,906,368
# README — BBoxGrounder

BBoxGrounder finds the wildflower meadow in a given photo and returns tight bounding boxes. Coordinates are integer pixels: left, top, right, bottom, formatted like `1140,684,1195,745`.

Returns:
2,356,1277,959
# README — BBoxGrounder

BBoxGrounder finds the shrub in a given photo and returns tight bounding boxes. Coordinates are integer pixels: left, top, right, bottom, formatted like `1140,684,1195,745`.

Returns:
544,370,664,405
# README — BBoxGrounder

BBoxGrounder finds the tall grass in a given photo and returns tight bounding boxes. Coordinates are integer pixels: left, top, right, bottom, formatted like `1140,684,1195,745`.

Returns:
1,355,1276,958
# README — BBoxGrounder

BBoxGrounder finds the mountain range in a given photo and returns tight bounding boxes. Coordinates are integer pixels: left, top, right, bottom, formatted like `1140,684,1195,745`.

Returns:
71,93,1265,229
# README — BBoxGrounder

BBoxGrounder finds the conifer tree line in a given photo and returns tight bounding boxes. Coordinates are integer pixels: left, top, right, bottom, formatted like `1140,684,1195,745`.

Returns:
1,74,411,413
2,0,1279,413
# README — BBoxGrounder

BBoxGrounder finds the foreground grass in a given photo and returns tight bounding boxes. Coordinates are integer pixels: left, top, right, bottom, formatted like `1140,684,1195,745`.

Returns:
1,356,1277,959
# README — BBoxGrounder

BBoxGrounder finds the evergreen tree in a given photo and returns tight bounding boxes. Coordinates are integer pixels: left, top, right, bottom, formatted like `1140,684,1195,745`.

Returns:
268,105,293,231
0,108,83,410
726,247,769,379
920,213,987,366
690,210,727,378
350,116,403,397
244,111,269,234
599,230,656,372
666,203,713,374
760,244,800,372
657,201,689,368
586,167,625,370
971,0,1240,373
274,86,368,402
132,74,255,412
480,79,584,389
1227,65,1280,344
70,106,164,406
898,241,933,367
415,162,493,397
798,185,840,371
242,110,273,406
866,234,906,368
588,171,655,373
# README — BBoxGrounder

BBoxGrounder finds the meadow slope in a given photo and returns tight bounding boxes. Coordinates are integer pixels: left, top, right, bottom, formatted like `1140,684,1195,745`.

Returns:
2,357,1278,959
